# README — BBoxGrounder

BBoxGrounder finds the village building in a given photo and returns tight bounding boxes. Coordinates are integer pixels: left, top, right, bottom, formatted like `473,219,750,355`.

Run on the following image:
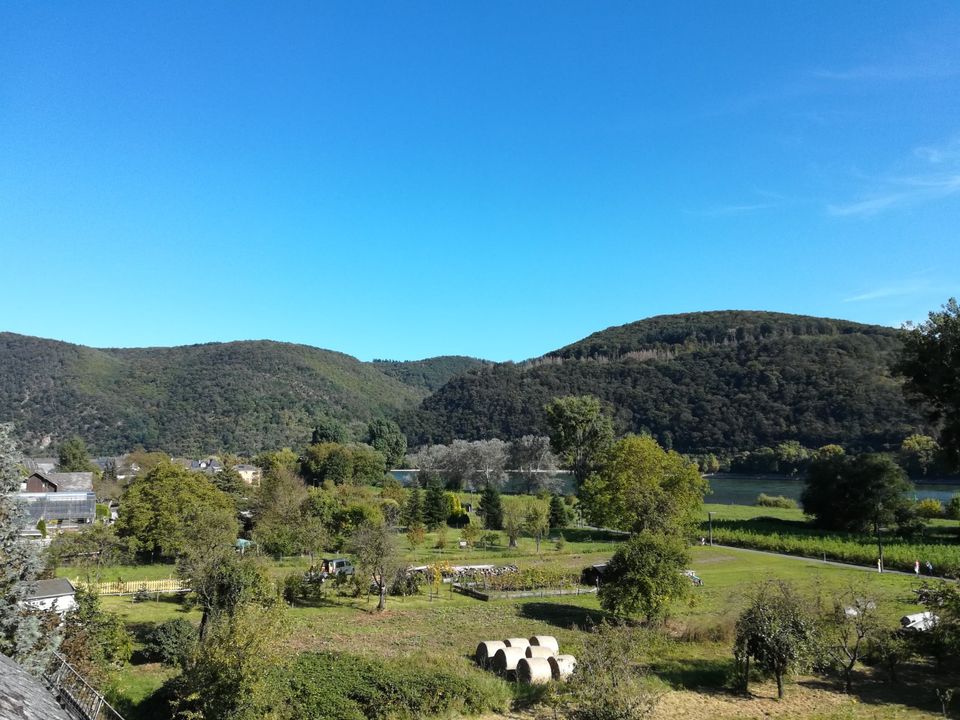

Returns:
20,578,77,616
16,471,96,536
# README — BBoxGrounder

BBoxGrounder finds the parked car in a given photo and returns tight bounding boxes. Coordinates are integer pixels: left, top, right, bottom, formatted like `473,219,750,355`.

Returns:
319,557,355,579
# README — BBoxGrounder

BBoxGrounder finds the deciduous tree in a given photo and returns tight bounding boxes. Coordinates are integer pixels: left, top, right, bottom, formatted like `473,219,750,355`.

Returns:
598,531,689,624
896,298,960,469
734,581,816,698
818,586,880,693
544,395,614,488
348,521,401,611
802,453,913,535
367,419,407,468
581,435,707,535
116,462,237,561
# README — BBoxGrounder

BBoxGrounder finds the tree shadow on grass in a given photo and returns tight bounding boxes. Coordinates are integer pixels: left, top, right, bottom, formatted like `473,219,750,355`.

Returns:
518,601,609,630
650,657,731,690
799,665,955,716
561,528,624,543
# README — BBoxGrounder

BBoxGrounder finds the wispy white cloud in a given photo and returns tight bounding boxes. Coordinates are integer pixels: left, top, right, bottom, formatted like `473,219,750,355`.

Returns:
812,63,959,82
843,275,955,303
827,136,960,217
697,202,776,217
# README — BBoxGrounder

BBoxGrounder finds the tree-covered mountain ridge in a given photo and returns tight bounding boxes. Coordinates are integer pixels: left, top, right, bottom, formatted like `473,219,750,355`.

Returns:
0,332,485,455
534,310,899,363
404,310,927,455
0,311,924,457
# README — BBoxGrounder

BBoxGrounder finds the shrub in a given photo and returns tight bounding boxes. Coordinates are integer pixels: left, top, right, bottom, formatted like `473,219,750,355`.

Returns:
915,498,945,519
388,569,424,597
145,618,198,667
755,494,798,509
277,652,511,719
947,494,960,521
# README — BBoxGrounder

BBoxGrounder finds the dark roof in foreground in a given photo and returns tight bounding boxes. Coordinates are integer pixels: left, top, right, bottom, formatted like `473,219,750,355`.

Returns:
25,578,76,600
0,653,73,720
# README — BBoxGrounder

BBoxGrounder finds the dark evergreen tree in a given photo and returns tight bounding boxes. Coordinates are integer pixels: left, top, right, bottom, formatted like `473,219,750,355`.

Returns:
548,494,569,530
403,486,424,528
58,435,94,473
478,483,503,530
0,423,55,672
424,482,447,531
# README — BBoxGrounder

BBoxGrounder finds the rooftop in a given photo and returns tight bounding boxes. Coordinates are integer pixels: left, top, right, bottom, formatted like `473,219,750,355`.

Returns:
0,653,73,720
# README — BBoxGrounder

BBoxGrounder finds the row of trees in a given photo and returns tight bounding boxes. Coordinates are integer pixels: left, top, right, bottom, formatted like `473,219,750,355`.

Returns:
406,436,561,492
697,433,956,479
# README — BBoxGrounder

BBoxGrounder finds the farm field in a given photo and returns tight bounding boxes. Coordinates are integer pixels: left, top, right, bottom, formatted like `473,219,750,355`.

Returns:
700,503,960,576
93,531,952,720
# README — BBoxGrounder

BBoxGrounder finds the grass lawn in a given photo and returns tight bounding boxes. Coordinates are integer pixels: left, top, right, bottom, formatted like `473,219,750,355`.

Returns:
102,538,945,719
57,563,179,583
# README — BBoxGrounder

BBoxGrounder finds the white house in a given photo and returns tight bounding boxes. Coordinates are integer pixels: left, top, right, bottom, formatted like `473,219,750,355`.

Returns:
20,579,77,616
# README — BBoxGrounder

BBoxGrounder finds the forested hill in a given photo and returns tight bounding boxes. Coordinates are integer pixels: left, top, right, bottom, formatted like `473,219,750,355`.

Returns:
0,333,447,455
372,356,489,392
402,311,928,454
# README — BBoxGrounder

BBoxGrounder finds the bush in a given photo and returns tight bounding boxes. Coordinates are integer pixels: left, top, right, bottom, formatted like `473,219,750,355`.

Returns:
755,494,798,509
145,619,198,667
915,498,945,519
947,494,960,521
276,652,511,719
388,569,424,597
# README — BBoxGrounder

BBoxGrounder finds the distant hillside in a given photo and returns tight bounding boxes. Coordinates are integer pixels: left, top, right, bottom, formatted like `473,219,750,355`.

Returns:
372,356,490,392
402,311,928,454
0,333,433,455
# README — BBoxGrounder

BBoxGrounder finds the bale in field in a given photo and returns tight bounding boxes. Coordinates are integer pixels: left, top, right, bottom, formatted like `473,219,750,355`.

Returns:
492,647,526,676
476,641,506,668
528,635,559,654
526,645,555,659
504,637,531,649
517,657,553,684
548,654,577,680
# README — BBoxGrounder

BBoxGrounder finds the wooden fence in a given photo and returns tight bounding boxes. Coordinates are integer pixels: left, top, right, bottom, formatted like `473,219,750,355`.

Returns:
75,578,189,596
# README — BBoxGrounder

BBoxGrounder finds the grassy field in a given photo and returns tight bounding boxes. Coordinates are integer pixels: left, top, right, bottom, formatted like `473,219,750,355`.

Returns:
701,503,960,576
98,534,951,720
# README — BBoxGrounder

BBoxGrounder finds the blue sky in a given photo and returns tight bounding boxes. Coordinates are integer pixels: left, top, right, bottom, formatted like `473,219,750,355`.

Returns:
1,2,958,361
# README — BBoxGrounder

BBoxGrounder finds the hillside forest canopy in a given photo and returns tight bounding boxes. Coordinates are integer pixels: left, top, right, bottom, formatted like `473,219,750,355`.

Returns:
0,311,936,463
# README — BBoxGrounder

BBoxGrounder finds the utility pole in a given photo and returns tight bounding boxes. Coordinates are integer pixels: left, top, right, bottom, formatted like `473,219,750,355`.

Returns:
875,502,884,573
708,511,715,546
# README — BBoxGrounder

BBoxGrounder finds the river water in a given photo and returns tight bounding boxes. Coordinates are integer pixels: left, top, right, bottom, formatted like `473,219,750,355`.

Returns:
707,474,960,505
391,470,959,505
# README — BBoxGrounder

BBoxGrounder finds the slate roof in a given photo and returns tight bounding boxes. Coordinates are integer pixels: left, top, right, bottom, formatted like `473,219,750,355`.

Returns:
0,653,73,720
24,578,76,601
23,458,57,474
37,472,94,492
